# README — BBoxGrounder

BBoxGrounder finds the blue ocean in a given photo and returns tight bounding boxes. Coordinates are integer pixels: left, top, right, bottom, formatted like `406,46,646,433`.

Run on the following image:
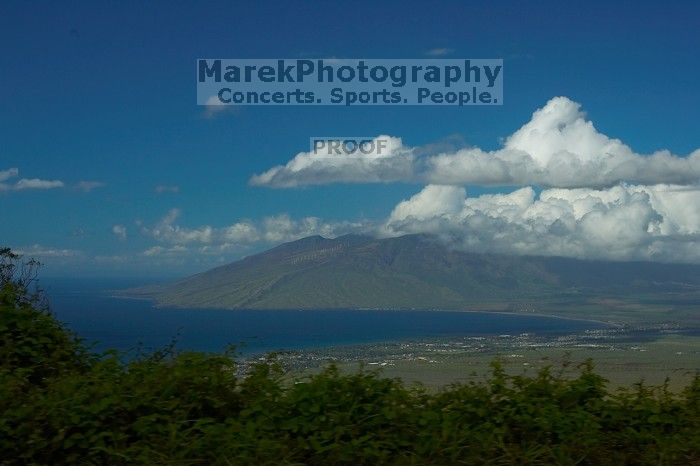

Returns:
44,279,608,356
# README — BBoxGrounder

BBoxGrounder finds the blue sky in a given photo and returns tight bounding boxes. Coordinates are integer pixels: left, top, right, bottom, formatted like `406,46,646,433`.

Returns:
1,0,699,277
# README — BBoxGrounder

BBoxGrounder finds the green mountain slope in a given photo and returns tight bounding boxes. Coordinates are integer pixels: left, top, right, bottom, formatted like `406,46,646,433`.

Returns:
132,234,700,310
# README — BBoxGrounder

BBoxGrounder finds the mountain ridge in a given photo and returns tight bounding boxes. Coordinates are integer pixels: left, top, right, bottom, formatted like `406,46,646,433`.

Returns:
128,234,700,312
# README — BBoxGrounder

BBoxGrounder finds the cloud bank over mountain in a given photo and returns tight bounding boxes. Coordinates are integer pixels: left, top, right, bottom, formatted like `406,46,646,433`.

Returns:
381,184,700,263
139,208,370,255
131,182,700,264
247,97,700,263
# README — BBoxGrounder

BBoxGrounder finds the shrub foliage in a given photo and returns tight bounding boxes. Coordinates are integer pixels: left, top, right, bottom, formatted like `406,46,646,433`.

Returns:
1,249,699,465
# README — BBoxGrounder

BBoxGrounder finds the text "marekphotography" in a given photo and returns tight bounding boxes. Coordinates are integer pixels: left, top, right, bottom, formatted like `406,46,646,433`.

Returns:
197,59,503,106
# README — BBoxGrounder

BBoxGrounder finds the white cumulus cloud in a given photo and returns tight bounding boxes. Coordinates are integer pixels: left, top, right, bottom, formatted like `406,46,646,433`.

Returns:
12,244,80,258
75,181,105,192
202,95,234,119
250,136,414,188
112,224,127,240
250,97,700,189
0,168,65,191
0,168,19,182
381,183,700,263
140,209,371,253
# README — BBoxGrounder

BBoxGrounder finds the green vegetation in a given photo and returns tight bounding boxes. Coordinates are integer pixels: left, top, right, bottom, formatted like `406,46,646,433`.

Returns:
2,249,700,465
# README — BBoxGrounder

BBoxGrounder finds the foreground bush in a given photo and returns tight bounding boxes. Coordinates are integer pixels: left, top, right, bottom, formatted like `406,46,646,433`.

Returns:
1,250,699,465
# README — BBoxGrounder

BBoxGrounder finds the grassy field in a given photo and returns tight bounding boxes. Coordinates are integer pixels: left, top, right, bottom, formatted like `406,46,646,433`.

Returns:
331,334,700,390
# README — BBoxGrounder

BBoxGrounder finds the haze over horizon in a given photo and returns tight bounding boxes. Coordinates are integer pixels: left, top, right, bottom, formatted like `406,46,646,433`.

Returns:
2,1,699,277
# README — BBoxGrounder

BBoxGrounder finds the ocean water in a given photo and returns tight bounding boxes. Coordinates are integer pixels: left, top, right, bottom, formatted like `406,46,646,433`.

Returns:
44,279,608,356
